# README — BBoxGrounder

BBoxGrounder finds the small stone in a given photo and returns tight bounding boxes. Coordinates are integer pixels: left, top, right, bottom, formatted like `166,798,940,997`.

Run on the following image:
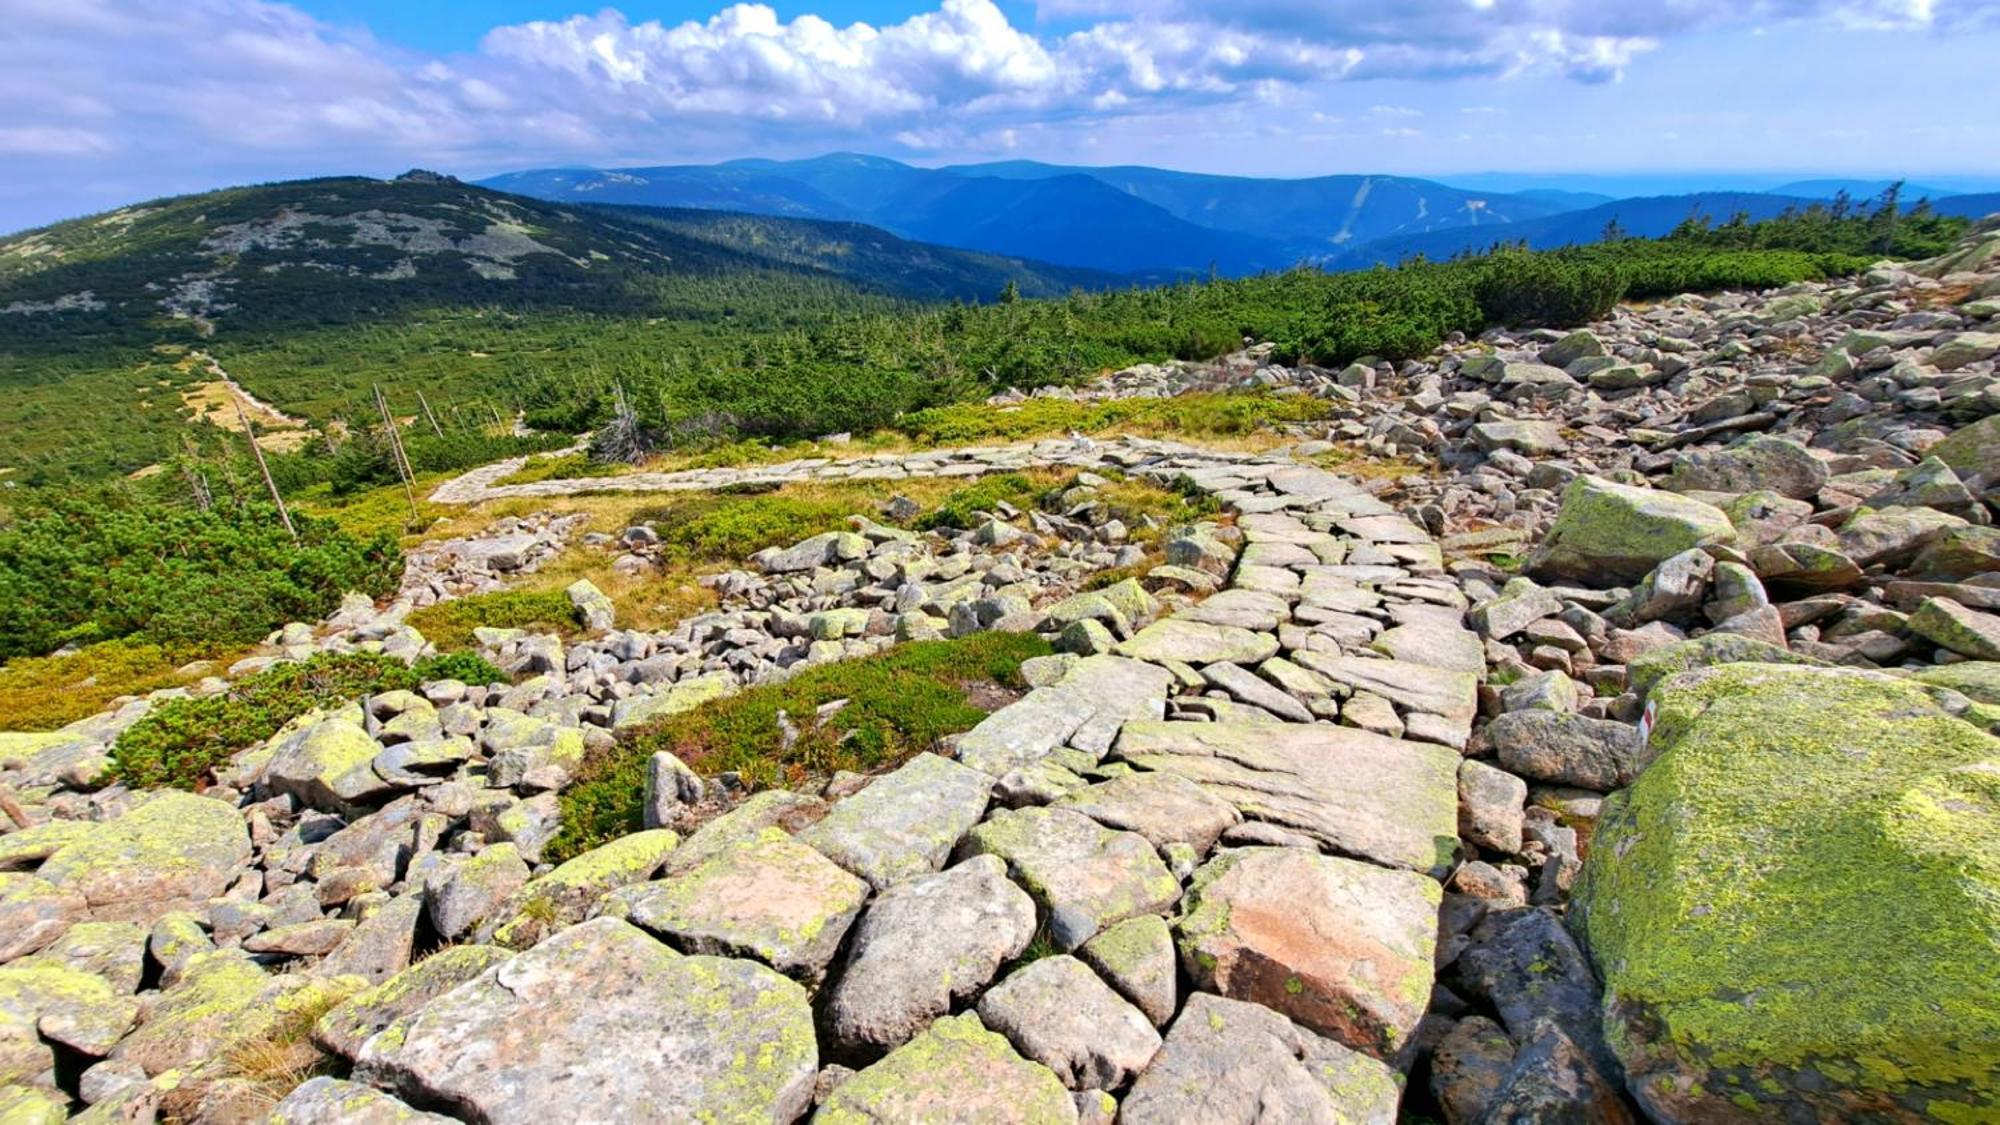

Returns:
1077,915,1178,1029
1458,759,1527,854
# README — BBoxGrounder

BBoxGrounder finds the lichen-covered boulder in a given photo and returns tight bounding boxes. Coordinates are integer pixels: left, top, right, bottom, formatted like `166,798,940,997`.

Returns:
1572,663,2000,1123
356,918,816,1123
814,1012,1078,1124
314,945,512,1061
1625,634,1825,700
0,874,86,963
1930,414,2000,473
264,715,393,812
825,855,1036,1054
622,829,867,984
1527,476,1735,585
1663,435,1829,501
959,807,1179,951
483,829,679,949
32,793,250,920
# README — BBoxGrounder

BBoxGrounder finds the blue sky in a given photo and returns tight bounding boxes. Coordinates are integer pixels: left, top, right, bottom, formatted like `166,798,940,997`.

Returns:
4,0,1999,233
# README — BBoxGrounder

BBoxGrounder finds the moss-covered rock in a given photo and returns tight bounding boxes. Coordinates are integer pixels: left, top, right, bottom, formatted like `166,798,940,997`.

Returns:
1527,476,1735,585
1572,663,2000,1123
1906,661,2000,705
1626,634,1825,700
313,945,511,1061
354,918,816,1124
0,1082,67,1124
1929,415,2000,474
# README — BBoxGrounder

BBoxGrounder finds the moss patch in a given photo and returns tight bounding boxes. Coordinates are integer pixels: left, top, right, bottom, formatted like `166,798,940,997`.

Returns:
551,631,1049,860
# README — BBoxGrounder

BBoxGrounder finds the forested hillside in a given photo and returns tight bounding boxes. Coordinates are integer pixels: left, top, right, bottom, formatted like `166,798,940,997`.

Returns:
0,173,1100,482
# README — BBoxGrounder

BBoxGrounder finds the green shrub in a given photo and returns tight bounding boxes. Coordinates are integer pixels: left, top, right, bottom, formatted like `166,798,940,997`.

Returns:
404,590,581,651
111,652,419,789
630,494,864,564
409,651,509,686
1475,252,1630,327
0,494,399,662
917,474,1043,531
494,451,622,487
551,632,1052,859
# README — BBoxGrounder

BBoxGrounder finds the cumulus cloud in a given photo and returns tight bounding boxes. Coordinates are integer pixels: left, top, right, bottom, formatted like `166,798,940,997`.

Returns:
0,0,1991,230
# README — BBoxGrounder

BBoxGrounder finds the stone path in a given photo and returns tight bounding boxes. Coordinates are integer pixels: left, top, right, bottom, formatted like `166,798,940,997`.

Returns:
401,449,1476,1120
428,434,1272,505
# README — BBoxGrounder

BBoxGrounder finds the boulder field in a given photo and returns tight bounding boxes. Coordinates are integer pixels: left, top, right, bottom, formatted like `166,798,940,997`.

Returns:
1,219,1998,1122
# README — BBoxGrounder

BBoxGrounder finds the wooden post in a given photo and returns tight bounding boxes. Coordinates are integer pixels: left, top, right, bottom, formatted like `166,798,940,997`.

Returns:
233,396,296,540
416,389,445,438
374,385,419,516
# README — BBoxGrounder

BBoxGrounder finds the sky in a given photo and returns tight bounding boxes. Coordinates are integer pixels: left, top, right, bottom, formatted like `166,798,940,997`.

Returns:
4,0,2000,233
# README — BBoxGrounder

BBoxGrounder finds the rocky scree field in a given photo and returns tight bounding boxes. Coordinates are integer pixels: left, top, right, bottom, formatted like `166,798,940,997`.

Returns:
1,218,1999,1123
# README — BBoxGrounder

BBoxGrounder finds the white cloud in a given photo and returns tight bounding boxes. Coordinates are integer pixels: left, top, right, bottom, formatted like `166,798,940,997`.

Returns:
0,126,114,156
0,0,1994,231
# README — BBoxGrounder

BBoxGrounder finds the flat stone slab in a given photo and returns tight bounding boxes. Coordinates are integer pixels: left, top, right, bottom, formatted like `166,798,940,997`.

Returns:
960,807,1180,950
624,829,867,983
1117,619,1279,666
954,657,1173,775
1291,652,1478,746
1052,771,1242,855
799,753,992,889
357,918,816,1124
1178,847,1440,1059
816,1012,1077,1123
1122,993,1400,1124
1181,589,1291,632
1112,721,1460,876
1371,609,1486,675
825,855,1037,1054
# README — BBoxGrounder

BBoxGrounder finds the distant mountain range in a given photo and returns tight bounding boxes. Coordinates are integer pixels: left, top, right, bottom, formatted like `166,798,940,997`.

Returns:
482,155,2000,279
481,154,1567,278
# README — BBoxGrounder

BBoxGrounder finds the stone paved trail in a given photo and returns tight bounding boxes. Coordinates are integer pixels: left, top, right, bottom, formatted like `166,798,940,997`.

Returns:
409,445,1474,1120
430,434,1255,505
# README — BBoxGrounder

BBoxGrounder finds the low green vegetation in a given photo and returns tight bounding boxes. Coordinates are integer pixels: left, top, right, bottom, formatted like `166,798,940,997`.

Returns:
405,589,584,650
109,650,505,789
551,632,1052,859
494,451,623,487
897,391,1331,447
0,638,247,732
0,491,400,662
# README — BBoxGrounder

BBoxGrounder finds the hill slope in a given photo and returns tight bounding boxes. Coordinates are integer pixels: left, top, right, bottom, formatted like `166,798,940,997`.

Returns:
0,173,1105,480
